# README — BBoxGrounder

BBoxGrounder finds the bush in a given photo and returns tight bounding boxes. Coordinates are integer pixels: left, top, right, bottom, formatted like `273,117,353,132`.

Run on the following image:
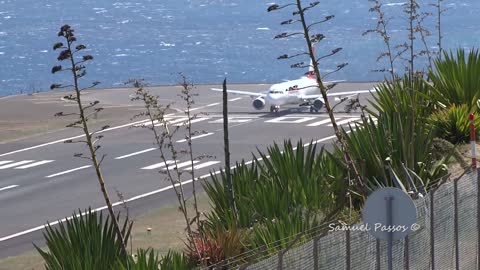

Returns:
158,250,193,270
185,225,247,267
35,209,132,270
429,48,480,109
429,104,480,144
341,112,448,194
203,140,346,231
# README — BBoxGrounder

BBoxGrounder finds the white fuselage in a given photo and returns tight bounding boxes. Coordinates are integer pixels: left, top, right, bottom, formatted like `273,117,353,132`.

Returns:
265,77,322,106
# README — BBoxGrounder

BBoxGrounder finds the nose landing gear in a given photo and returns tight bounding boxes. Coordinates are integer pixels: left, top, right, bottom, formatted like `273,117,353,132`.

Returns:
309,106,319,113
270,105,280,113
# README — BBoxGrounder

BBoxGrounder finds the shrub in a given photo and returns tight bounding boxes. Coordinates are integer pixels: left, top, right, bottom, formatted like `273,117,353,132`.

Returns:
429,104,480,144
159,250,194,270
203,140,346,231
34,209,132,270
429,48,480,109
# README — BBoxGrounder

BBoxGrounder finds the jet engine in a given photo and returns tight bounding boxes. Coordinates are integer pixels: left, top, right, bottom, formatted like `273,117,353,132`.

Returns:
313,98,324,110
252,97,266,110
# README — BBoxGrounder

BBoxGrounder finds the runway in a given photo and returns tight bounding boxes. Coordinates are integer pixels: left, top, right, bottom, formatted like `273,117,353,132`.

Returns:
0,82,377,258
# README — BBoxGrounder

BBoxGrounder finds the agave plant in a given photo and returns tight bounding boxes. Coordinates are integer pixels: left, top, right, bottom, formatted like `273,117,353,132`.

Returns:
34,209,132,270
428,48,480,109
203,140,346,231
119,248,161,270
248,210,321,254
429,103,480,144
341,112,448,195
158,250,193,270
367,74,435,122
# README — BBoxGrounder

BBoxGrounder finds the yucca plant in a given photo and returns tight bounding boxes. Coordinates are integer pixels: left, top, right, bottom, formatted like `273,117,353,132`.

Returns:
429,104,480,144
341,112,448,196
254,140,346,218
248,210,321,254
119,248,161,270
203,140,346,231
158,250,193,270
34,209,132,270
367,74,435,122
429,48,480,109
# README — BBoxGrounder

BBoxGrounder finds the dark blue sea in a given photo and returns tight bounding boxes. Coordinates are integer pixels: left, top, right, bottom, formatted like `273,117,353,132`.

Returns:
0,0,479,96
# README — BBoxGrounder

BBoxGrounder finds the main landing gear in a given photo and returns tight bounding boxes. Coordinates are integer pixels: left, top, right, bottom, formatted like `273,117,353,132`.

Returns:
270,105,280,113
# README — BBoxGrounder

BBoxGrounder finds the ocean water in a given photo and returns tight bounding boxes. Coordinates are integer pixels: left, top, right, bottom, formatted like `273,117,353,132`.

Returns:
0,0,478,96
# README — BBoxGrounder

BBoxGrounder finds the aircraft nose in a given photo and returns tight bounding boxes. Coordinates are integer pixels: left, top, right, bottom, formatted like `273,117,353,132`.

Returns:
267,93,278,103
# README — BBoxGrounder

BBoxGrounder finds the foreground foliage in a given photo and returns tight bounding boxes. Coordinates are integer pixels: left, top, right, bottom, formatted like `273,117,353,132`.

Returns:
35,209,132,270
429,104,480,144
429,48,480,109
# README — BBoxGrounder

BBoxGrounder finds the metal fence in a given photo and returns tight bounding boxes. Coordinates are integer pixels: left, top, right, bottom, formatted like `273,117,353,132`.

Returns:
236,168,480,270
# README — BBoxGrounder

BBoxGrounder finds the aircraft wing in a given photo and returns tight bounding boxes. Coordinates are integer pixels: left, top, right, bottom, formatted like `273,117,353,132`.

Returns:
210,88,266,98
299,89,375,100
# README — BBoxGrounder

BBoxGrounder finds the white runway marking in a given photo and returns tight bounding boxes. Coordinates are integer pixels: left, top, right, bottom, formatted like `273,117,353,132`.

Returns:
307,118,336,127
185,161,221,170
327,117,360,126
46,165,92,178
0,185,19,192
176,132,214,143
63,103,89,107
102,105,134,108
229,97,242,102
115,148,156,160
174,117,210,126
0,161,13,165
14,160,54,169
206,102,220,107
160,117,189,125
163,160,199,170
32,101,61,104
209,117,256,123
0,134,340,242
141,160,177,170
0,118,151,157
265,116,316,124
0,160,34,169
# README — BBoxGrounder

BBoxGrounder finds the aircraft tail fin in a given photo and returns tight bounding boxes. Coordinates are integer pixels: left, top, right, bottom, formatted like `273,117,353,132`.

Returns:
307,46,315,79
309,47,315,73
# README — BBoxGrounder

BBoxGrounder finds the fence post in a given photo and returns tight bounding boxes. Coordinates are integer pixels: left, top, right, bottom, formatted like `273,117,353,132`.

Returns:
313,237,319,270
405,236,409,270
469,113,477,169
477,167,480,270
430,190,435,270
454,177,459,270
277,250,283,270
346,230,351,270
376,239,381,270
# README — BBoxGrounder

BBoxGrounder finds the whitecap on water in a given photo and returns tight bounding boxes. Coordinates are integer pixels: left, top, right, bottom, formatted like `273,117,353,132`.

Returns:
0,52,4,55
114,54,128,57
39,50,48,53
119,20,130,24
384,2,406,7
256,27,270,31
159,41,175,47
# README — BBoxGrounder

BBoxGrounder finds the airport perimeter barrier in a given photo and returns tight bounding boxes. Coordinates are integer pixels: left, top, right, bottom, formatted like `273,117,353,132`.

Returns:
208,168,480,270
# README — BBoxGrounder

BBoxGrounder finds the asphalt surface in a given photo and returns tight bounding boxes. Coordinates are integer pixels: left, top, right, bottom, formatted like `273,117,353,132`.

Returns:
0,82,377,258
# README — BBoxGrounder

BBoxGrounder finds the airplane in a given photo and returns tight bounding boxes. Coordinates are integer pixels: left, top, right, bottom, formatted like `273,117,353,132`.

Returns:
211,53,374,113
